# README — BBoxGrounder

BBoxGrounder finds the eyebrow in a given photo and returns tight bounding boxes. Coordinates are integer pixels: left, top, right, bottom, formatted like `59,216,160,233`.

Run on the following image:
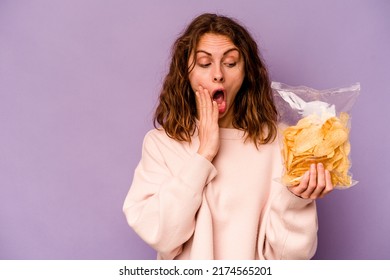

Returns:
196,48,240,57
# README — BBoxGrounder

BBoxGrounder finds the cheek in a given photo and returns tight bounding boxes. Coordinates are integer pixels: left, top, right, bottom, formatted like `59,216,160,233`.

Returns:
188,71,206,89
188,73,198,91
227,71,245,90
236,70,245,89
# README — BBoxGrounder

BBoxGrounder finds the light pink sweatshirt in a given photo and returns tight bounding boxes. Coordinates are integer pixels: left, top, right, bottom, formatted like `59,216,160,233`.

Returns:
123,127,318,260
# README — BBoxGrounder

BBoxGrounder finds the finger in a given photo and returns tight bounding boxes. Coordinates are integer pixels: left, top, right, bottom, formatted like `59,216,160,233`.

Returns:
198,86,208,121
316,163,326,186
300,164,317,198
288,171,309,196
325,170,334,191
195,91,202,118
319,170,334,198
212,100,219,124
310,163,326,199
202,88,213,120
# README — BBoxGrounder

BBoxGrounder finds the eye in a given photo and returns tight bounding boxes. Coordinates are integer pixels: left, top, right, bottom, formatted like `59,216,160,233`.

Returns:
199,63,211,68
224,62,237,68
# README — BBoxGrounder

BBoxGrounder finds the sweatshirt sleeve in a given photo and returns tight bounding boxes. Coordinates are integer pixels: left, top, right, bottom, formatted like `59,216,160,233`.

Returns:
123,131,217,259
259,184,318,260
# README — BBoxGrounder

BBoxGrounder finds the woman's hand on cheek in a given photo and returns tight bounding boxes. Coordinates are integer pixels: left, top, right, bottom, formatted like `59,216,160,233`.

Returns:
195,86,220,162
287,163,334,199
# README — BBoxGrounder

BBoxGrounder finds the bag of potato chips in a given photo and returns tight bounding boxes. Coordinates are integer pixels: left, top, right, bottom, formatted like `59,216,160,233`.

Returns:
272,82,360,189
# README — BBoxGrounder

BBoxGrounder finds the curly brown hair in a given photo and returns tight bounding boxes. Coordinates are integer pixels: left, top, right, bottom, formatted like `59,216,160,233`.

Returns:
154,13,277,147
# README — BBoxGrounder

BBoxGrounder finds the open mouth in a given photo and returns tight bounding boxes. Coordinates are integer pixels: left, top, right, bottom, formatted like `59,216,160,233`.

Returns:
212,89,226,114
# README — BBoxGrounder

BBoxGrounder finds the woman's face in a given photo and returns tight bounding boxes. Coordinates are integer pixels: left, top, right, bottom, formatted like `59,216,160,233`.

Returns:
188,33,245,128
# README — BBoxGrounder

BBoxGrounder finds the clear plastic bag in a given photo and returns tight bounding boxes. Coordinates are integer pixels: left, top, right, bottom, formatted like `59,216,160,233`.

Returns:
272,82,360,189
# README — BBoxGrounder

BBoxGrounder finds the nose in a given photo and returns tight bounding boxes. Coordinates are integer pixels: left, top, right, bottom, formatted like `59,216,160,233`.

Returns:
213,66,224,83
213,75,224,82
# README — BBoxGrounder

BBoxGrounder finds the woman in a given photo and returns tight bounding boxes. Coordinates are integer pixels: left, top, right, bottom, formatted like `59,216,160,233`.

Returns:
123,13,333,260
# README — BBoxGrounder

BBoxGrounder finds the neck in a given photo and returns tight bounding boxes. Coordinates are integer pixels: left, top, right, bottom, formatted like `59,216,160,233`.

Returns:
218,118,234,128
218,114,234,128
219,121,234,128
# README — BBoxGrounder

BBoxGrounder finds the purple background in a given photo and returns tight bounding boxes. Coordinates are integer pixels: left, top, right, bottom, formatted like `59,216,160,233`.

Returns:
1,0,389,260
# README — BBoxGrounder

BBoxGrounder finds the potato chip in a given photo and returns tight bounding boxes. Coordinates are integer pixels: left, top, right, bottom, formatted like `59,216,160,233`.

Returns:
294,124,324,153
281,112,353,187
272,81,360,189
